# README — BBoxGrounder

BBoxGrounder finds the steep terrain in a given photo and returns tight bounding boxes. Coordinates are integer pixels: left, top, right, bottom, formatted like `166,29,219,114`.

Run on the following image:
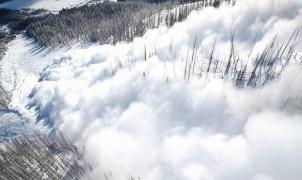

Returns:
0,33,89,141
0,0,302,179
27,0,302,179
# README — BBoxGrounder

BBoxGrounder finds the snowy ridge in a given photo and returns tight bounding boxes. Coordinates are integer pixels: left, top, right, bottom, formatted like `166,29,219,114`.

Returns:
0,0,92,11
27,0,302,179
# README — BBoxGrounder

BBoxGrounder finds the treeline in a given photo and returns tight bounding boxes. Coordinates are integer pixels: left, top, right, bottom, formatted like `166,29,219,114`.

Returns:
0,42,9,109
0,27,15,109
0,28,10,109
1,0,231,47
0,8,48,32
27,1,154,47
25,0,231,47
119,0,226,6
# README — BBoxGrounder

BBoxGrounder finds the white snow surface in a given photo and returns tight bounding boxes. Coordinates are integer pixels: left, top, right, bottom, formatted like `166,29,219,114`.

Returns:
0,34,85,139
2,35,58,111
12,0,302,179
0,0,91,11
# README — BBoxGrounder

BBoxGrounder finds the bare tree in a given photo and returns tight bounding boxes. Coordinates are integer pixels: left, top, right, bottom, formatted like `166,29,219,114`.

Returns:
0,132,90,180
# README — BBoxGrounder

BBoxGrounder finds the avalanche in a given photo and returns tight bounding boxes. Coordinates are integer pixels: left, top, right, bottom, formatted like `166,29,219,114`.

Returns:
28,0,302,179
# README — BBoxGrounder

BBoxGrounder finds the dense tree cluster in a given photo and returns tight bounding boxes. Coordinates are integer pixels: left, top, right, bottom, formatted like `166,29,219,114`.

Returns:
1,0,230,47
25,0,230,47
0,42,6,59
26,1,153,47
0,28,12,109
0,8,48,32
0,133,89,179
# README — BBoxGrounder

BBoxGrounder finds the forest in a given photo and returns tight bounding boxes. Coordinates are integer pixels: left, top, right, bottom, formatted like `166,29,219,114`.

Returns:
27,0,228,47
1,0,228,47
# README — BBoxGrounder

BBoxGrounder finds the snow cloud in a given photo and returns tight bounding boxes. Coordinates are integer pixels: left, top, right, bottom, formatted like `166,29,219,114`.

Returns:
29,0,302,179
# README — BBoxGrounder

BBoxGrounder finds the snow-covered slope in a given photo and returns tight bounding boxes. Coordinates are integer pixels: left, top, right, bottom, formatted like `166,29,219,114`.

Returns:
27,0,302,179
0,33,88,141
0,0,91,11
2,35,60,110
0,34,57,141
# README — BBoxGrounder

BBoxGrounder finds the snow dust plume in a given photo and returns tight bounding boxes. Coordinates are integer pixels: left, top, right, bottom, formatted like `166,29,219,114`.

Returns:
29,0,302,179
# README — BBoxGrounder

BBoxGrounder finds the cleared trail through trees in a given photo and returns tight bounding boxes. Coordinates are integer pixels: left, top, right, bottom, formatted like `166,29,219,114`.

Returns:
0,33,71,141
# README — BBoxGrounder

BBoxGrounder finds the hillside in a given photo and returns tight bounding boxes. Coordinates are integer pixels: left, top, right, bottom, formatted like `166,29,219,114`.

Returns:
0,0,302,179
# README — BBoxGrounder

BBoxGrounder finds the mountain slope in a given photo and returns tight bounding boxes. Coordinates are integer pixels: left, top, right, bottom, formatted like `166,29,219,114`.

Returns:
0,0,91,11
28,0,302,179
0,0,302,179
0,33,85,141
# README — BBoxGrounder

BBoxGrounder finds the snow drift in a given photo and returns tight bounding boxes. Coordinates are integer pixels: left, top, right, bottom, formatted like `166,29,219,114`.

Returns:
29,0,302,179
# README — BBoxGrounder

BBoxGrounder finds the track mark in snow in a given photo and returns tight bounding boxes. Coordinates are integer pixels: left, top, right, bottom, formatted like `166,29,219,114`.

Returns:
0,34,71,139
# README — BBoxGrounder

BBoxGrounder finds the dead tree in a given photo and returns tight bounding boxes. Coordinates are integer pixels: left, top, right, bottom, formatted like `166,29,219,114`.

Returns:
0,132,90,180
